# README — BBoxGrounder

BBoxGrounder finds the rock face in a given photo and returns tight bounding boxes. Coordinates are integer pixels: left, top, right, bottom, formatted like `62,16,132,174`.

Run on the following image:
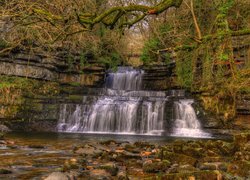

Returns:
0,51,106,131
0,52,105,86
142,63,177,90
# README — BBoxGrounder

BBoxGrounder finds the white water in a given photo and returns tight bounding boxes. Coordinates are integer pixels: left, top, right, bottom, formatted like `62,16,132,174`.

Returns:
172,99,210,138
57,67,210,137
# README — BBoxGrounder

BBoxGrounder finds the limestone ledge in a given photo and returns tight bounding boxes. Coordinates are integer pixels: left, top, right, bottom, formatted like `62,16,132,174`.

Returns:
0,52,105,86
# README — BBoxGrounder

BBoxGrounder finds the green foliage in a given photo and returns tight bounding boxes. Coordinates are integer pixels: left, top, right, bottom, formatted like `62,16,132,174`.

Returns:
176,51,193,88
66,53,75,71
99,52,121,70
165,53,171,64
140,38,160,64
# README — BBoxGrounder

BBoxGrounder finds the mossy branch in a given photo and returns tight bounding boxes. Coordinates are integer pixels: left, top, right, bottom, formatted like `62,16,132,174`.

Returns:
33,0,183,30
157,29,250,53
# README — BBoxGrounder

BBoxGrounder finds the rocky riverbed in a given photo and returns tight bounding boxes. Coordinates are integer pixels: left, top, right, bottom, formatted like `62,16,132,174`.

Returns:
0,132,249,179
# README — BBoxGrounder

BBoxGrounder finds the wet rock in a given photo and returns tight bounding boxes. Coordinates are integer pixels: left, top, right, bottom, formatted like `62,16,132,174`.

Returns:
45,172,69,180
198,162,218,170
74,145,103,156
142,159,170,173
218,163,228,171
173,140,184,153
233,133,250,149
99,162,118,176
206,150,219,157
200,156,227,163
118,151,141,160
227,161,250,177
100,140,117,146
63,158,79,171
182,146,204,158
234,148,250,161
217,141,234,155
159,170,223,180
134,141,154,149
117,170,128,180
166,163,179,173
0,168,12,174
176,164,198,173
89,169,111,180
162,151,197,166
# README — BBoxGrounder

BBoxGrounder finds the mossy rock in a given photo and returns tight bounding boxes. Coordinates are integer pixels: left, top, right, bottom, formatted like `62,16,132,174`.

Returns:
217,141,234,155
182,146,204,158
227,161,250,177
176,164,198,173
99,162,118,176
143,160,170,173
162,151,197,166
233,133,250,149
198,162,217,170
158,170,223,180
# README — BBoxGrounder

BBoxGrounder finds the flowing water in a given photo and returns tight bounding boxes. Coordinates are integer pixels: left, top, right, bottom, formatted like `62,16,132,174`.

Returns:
57,67,210,138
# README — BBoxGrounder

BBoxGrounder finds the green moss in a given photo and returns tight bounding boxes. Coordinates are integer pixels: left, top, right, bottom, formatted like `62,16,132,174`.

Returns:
0,76,60,118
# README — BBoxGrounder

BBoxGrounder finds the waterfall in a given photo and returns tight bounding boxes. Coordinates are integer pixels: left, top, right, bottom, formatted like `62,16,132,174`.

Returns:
57,67,167,135
57,66,210,137
172,99,210,137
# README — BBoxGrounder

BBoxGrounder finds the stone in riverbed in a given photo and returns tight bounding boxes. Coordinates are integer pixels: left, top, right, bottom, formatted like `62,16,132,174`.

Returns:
176,164,198,173
89,169,111,180
198,162,218,170
162,151,197,166
63,158,80,171
44,172,69,180
98,162,118,176
117,170,128,180
233,133,250,147
74,145,103,157
158,170,223,180
182,146,204,158
142,159,170,173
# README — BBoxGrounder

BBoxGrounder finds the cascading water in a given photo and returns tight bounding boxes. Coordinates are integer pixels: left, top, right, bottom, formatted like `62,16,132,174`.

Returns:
172,99,210,137
57,66,210,137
